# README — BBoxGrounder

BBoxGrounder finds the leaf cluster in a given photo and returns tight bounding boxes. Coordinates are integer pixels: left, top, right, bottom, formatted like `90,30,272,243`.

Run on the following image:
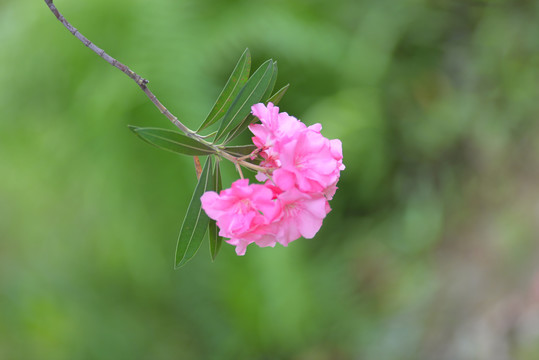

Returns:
129,49,289,267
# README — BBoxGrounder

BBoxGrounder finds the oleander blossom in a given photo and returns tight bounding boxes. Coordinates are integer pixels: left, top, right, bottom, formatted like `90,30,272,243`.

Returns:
201,102,344,255
249,103,306,176
200,179,280,255
272,187,329,247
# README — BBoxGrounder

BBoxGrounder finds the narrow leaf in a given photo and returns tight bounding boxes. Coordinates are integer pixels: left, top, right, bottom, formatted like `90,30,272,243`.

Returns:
175,157,214,268
223,84,290,143
208,160,223,260
261,61,278,102
224,114,255,143
223,144,257,157
267,84,290,106
214,59,274,142
197,49,251,132
129,126,215,156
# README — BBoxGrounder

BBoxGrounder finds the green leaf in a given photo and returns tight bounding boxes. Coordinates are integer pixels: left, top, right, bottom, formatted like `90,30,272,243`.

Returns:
223,114,255,143
223,84,290,143
261,61,278,102
197,49,251,133
214,59,274,143
208,160,223,261
267,84,290,106
129,126,215,156
175,157,214,268
223,144,257,157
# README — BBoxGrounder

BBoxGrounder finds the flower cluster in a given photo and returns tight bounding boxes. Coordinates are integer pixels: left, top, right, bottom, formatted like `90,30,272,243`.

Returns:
201,103,344,255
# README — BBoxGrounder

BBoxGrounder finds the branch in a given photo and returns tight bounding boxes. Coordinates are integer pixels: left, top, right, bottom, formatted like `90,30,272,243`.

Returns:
43,0,267,176
43,0,193,136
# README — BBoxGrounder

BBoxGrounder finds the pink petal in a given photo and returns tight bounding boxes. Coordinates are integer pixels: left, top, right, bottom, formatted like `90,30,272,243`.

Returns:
255,234,277,248
273,169,296,190
296,211,323,239
303,195,328,219
200,191,221,219
234,242,248,256
275,219,301,246
329,139,343,160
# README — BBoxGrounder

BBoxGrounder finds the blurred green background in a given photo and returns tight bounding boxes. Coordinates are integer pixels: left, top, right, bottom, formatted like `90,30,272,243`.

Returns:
2,0,539,359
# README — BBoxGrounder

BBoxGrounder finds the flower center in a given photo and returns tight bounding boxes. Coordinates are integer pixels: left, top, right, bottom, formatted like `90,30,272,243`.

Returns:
236,198,252,214
284,202,300,217
294,155,306,169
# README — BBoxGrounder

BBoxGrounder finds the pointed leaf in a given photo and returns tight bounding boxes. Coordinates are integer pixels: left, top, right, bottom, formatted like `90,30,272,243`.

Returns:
208,219,221,261
129,126,215,156
197,49,251,132
261,61,278,102
209,160,223,260
175,157,214,268
223,144,257,157
223,114,255,143
214,59,274,142
267,84,290,106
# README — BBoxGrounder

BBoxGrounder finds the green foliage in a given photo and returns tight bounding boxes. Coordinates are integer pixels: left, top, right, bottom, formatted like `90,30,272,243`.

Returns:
214,59,275,142
261,61,278,103
128,126,215,155
208,160,223,260
222,144,257,157
127,50,285,266
197,49,251,132
266,84,290,106
175,156,213,268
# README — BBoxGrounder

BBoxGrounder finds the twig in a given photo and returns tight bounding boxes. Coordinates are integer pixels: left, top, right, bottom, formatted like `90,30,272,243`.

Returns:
234,162,245,180
237,147,262,161
44,0,270,177
43,0,192,136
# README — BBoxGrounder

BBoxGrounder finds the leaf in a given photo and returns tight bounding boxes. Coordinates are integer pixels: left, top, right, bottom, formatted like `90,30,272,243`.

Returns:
208,160,223,261
197,49,251,133
223,114,255,143
214,59,274,143
266,84,290,106
175,157,214,268
261,61,278,102
223,84,290,143
223,144,257,157
129,126,215,156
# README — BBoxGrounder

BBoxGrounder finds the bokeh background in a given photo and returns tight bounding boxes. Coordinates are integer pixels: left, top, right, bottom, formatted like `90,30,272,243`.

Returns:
2,0,539,359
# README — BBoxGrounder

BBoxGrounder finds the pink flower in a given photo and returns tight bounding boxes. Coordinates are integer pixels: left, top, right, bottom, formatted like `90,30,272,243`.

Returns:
249,103,306,150
200,179,281,255
270,188,328,246
273,128,341,194
200,102,344,256
249,103,344,195
249,103,306,177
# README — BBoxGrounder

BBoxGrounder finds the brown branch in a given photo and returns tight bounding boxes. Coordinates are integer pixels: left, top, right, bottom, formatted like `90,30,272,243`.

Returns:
43,0,270,177
43,0,193,137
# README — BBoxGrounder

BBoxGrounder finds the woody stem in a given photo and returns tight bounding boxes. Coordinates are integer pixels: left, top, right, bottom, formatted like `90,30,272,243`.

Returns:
43,0,196,137
44,0,267,178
